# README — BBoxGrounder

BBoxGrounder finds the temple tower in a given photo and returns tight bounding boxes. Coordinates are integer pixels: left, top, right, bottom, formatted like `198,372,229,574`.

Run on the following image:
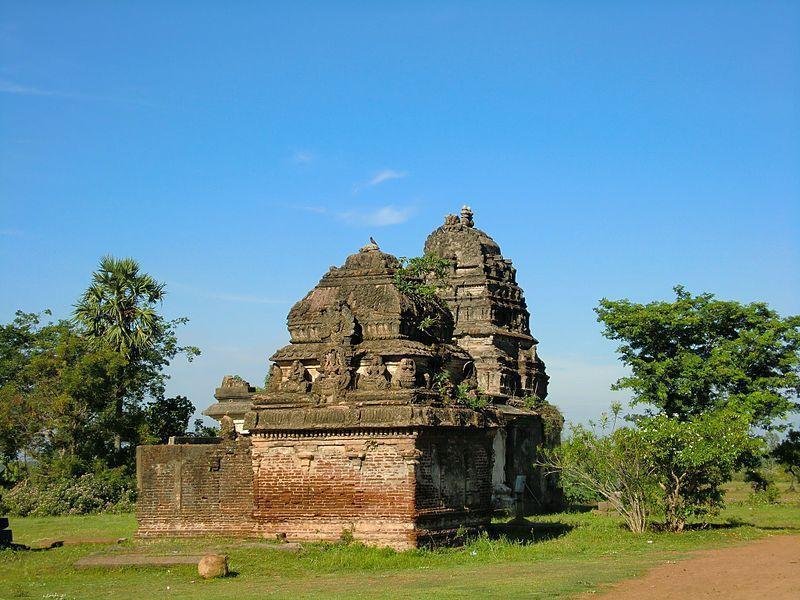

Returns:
424,206,549,400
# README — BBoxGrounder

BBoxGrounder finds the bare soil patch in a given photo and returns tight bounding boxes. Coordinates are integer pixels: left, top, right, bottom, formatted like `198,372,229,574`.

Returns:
595,534,800,599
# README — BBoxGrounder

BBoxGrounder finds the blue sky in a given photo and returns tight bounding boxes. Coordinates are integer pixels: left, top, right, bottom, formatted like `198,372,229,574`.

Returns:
1,1,798,425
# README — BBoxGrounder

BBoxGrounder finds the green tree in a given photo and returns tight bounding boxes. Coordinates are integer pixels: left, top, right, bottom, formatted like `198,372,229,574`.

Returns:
73,256,199,456
773,430,800,489
539,406,658,533
143,395,195,444
638,407,762,531
595,286,800,429
0,315,123,483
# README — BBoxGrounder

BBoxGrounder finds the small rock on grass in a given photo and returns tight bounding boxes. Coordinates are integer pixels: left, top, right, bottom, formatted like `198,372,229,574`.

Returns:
198,554,228,579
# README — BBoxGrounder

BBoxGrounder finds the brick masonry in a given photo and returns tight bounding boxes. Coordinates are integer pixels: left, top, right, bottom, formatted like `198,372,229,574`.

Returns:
136,426,495,549
136,438,257,537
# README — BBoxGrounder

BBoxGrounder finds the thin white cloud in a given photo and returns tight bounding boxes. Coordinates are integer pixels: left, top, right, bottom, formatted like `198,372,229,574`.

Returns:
338,205,415,227
291,150,314,164
369,169,406,186
0,229,25,237
0,78,153,107
0,79,59,97
296,205,327,214
354,169,407,192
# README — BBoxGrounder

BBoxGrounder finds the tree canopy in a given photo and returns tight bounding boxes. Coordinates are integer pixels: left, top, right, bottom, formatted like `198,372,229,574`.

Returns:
595,285,800,428
73,256,199,455
1,256,202,515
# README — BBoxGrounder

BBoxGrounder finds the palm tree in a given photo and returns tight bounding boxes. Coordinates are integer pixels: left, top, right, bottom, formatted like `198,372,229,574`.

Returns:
74,256,166,450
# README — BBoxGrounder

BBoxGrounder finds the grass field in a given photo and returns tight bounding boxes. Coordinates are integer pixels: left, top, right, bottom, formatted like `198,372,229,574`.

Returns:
2,478,798,600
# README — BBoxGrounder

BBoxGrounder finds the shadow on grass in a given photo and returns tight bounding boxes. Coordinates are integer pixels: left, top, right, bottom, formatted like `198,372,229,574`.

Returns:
486,520,573,544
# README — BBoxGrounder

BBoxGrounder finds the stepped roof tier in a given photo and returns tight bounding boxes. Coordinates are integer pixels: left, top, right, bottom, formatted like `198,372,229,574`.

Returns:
251,241,472,413
424,206,549,399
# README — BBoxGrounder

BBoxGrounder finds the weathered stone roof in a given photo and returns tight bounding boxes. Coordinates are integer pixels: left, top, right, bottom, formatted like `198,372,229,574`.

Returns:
204,208,550,426
423,206,549,398
278,243,453,351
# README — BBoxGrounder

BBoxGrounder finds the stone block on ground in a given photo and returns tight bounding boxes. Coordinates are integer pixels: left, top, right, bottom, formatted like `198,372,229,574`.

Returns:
0,516,9,529
0,529,12,546
198,554,229,579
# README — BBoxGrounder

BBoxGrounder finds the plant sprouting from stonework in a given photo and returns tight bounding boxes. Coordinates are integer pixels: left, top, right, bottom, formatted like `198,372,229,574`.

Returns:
393,254,451,298
431,371,488,409
523,394,564,443
456,382,489,409
394,254,452,339
432,370,454,398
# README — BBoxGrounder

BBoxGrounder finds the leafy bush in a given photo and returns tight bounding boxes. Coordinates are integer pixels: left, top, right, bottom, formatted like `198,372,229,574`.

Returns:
538,407,658,533
773,430,800,489
560,477,601,506
744,469,780,504
638,407,762,531
1,466,136,516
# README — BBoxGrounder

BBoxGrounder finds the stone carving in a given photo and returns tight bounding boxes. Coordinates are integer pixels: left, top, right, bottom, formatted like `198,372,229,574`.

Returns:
221,375,247,389
358,354,390,390
459,205,474,227
395,358,418,389
314,348,353,394
219,415,237,440
424,207,548,397
320,300,357,345
443,213,460,228
266,364,282,391
214,375,253,400
279,360,311,393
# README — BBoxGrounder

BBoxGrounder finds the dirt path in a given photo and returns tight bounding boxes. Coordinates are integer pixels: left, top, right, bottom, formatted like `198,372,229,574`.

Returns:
596,535,800,599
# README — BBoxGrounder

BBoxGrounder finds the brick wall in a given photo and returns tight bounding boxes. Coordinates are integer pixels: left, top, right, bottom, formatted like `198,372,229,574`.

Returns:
136,438,256,537
249,430,418,549
414,427,494,543
136,426,497,548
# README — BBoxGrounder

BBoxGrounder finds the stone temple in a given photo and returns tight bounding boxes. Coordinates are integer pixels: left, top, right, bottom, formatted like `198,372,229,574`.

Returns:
136,207,562,549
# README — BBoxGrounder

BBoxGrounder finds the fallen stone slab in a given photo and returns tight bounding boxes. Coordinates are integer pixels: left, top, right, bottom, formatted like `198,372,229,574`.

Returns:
32,536,127,550
75,554,206,568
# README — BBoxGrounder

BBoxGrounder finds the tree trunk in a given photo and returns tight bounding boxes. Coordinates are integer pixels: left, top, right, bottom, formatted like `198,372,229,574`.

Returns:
664,474,686,532
113,381,123,452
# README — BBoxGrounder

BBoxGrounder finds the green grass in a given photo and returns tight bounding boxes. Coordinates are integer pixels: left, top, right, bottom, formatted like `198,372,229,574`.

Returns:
2,479,798,600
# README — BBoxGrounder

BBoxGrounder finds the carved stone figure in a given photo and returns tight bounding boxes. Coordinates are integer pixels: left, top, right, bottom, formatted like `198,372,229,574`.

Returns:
314,348,353,394
320,301,357,346
443,213,460,228
358,354,389,390
219,414,237,440
214,375,253,400
266,364,283,392
395,358,417,389
280,360,311,393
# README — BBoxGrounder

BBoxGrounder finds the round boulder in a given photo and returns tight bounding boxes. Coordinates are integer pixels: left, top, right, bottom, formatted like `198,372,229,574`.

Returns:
198,554,228,579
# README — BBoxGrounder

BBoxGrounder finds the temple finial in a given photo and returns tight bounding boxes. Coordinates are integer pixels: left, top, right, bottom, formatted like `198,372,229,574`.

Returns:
460,205,474,227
